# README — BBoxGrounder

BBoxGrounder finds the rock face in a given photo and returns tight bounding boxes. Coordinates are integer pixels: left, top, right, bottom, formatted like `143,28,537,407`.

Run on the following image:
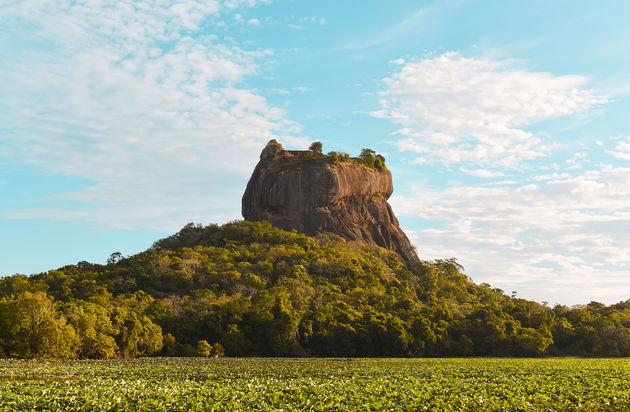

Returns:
242,141,419,267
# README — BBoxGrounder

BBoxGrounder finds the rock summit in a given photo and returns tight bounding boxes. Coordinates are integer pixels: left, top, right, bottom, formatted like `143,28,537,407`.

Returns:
242,140,419,267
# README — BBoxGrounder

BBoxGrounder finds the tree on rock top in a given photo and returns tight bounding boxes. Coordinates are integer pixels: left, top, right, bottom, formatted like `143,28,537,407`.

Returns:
309,141,323,153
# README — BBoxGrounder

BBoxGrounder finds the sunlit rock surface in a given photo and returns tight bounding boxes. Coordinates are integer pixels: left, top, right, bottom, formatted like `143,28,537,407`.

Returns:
243,141,419,267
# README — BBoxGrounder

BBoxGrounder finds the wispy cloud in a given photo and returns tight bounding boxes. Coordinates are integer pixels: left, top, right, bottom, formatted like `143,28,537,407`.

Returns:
460,168,505,178
393,161,630,304
373,52,606,168
299,16,326,26
0,0,305,230
606,136,630,160
340,6,433,51
224,0,272,10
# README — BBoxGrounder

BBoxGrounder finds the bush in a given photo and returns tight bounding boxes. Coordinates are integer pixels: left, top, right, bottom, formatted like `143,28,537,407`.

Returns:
328,151,340,166
359,148,376,169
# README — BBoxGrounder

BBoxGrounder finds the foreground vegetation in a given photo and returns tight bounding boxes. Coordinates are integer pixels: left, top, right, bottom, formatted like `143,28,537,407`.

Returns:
1,221,630,359
1,358,629,410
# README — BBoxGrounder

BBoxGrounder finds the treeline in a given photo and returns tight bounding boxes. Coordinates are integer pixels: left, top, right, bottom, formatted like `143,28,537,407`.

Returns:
1,221,629,359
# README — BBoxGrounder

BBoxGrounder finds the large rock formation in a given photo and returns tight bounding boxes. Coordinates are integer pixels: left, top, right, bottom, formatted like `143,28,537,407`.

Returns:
242,140,419,267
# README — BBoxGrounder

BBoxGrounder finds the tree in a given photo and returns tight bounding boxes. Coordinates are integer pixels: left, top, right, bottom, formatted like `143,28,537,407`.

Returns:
196,340,213,357
359,148,376,168
2,220,630,359
212,343,225,357
63,302,118,359
374,154,387,170
107,252,123,265
328,151,340,166
514,327,553,355
309,141,323,153
1,291,79,359
113,305,163,358
196,340,224,357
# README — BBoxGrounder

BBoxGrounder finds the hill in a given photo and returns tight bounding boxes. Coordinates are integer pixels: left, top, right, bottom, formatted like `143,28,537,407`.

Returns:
1,220,629,359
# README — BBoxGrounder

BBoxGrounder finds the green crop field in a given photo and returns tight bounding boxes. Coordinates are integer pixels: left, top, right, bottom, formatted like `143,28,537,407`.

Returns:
0,358,629,411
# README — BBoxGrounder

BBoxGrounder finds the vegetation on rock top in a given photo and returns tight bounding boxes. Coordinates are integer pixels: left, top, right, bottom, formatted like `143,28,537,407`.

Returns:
264,140,388,171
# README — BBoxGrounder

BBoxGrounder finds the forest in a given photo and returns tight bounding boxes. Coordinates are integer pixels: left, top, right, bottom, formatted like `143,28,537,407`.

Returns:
1,221,629,359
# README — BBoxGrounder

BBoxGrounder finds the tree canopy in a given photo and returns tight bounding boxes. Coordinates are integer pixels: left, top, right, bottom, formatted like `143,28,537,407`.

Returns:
1,221,629,359
309,141,323,153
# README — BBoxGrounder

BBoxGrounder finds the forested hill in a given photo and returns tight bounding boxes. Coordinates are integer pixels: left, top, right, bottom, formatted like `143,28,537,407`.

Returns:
1,220,629,359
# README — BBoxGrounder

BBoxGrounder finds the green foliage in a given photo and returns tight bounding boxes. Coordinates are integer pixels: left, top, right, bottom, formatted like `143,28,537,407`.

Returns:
1,220,629,358
196,340,224,357
267,139,283,150
1,358,630,410
375,154,387,171
357,148,387,170
107,252,123,265
327,151,340,166
62,301,118,359
262,139,284,159
308,141,323,153
196,340,213,357
359,148,376,168
0,291,79,359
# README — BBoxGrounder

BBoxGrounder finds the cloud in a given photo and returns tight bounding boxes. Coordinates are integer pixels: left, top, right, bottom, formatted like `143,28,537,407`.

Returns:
292,86,313,93
606,136,630,160
374,52,606,168
392,163,630,305
247,18,260,26
566,152,588,169
341,6,433,51
224,0,272,10
460,168,505,178
533,173,572,181
299,16,326,26
0,0,304,231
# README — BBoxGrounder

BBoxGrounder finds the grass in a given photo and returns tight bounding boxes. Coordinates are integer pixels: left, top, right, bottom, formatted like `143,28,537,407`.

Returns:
1,358,629,410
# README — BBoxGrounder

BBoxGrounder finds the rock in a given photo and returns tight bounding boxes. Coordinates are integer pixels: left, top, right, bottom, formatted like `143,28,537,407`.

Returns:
242,140,419,267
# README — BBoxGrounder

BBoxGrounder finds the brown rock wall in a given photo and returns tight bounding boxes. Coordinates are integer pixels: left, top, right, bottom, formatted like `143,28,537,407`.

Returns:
242,141,419,267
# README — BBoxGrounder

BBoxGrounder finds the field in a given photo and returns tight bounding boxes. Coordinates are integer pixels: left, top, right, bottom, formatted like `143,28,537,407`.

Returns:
1,358,629,411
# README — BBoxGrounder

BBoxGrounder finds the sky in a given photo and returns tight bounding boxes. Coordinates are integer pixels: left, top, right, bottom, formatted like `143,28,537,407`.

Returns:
1,0,630,306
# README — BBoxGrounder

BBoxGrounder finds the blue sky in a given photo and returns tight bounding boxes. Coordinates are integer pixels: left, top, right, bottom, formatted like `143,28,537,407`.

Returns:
2,0,630,305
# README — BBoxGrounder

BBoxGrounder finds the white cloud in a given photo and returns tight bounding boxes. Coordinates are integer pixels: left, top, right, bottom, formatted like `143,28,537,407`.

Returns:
374,52,606,168
0,0,304,231
392,164,630,304
292,86,313,93
460,168,505,178
606,136,630,160
608,151,630,161
299,16,326,26
224,0,272,10
533,173,572,181
247,18,260,25
566,152,588,169
617,139,630,152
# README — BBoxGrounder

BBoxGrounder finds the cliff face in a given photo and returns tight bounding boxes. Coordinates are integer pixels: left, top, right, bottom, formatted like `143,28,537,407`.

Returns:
242,141,419,267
